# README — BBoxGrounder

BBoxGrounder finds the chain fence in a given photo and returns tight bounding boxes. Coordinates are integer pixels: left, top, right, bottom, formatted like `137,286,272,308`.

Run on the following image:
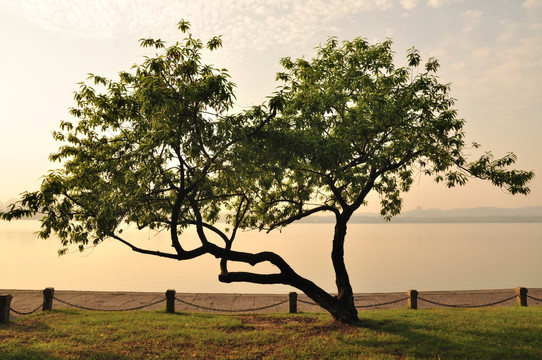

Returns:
298,298,317,305
6,289,541,318
527,294,542,303
9,302,44,316
417,295,518,308
174,296,288,313
298,296,410,308
51,296,166,312
11,294,289,314
356,296,409,308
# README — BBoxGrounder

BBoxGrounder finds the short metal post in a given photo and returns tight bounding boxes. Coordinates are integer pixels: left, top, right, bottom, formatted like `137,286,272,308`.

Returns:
289,292,297,314
166,289,176,313
43,288,55,311
516,287,528,307
0,294,12,325
408,290,418,310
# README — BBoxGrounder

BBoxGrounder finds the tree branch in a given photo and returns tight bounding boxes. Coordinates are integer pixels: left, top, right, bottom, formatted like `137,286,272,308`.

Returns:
327,178,348,210
266,205,339,233
111,234,181,260
219,272,286,284
170,192,186,253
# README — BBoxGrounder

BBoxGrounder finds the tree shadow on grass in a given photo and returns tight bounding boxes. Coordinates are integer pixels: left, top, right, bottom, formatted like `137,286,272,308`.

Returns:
2,317,51,333
0,349,62,360
341,316,542,359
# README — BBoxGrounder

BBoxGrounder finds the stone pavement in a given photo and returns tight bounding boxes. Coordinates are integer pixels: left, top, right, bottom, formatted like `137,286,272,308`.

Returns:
3,288,542,319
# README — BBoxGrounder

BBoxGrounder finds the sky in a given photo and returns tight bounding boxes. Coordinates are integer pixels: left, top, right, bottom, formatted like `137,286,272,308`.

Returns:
0,0,541,213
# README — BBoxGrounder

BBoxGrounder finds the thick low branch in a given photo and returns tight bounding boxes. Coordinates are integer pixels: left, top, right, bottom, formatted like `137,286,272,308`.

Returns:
186,196,345,318
218,272,285,284
205,242,291,269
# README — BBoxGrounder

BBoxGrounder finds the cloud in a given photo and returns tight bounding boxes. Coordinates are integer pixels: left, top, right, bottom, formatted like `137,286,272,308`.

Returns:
425,0,461,8
426,0,447,8
0,0,399,68
0,0,393,41
460,9,483,18
432,18,542,127
399,0,418,10
496,19,520,43
522,0,542,9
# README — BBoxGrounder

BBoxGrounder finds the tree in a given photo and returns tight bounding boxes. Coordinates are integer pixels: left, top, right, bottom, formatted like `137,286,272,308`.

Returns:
1,22,534,324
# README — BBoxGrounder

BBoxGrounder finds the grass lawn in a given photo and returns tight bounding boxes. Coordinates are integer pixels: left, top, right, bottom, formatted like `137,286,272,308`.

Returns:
1,306,541,359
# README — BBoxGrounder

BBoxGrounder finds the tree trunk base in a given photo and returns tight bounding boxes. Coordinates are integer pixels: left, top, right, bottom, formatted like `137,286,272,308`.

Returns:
329,305,359,324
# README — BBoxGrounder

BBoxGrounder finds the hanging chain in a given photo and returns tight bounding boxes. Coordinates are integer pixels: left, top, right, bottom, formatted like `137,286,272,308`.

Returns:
10,302,44,315
174,297,288,313
299,296,409,308
527,294,542,303
298,299,317,305
356,296,409,308
417,295,518,308
52,296,166,312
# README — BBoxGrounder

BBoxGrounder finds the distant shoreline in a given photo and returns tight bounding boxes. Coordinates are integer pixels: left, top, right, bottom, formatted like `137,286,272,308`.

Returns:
3,205,542,223
300,216,542,224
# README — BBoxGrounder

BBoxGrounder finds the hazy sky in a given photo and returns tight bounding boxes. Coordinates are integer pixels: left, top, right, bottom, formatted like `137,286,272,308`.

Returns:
0,0,541,212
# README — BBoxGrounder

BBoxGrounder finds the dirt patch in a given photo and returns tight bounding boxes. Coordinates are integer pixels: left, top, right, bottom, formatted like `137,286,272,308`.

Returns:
238,314,319,328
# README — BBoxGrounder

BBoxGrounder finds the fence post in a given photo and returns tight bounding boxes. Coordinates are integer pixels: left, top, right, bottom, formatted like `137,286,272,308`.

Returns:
0,294,12,325
408,290,418,310
166,289,176,313
516,287,528,307
289,292,297,314
43,288,55,311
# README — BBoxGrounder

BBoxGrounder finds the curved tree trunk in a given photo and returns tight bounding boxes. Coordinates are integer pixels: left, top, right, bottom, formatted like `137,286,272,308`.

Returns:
214,231,360,323
220,260,360,324
191,200,360,324
329,216,358,323
291,274,359,324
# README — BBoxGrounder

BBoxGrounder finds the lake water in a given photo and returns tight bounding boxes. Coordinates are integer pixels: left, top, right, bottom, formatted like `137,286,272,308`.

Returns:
1,220,540,294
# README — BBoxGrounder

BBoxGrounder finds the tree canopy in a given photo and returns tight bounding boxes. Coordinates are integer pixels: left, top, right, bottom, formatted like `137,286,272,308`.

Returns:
1,22,533,323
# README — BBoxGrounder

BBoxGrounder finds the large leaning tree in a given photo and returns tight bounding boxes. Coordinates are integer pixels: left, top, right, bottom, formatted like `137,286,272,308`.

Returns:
1,22,533,324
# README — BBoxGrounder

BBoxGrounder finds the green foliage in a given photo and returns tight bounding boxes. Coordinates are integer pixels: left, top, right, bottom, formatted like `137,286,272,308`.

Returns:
3,27,531,239
2,21,238,255
244,36,533,224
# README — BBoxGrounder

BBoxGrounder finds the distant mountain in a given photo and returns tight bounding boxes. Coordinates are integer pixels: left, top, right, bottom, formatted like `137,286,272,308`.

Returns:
1,200,541,224
401,206,542,218
0,199,18,212
299,206,542,224
0,199,42,220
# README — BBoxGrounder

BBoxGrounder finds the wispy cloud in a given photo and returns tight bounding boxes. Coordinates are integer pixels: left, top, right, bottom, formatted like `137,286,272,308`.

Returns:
0,0,400,70
460,9,483,19
425,0,461,8
522,0,542,9
399,0,419,10
3,0,541,113
0,0,392,42
426,0,447,8
433,20,542,126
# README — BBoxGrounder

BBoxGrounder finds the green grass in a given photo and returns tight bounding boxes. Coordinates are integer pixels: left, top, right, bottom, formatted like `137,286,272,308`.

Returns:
1,307,541,359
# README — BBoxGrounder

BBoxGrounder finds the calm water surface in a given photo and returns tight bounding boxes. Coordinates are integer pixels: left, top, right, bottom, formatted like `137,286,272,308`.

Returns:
1,221,540,293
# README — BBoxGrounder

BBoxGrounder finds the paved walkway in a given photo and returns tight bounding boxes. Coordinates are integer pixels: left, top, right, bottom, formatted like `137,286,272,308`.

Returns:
3,288,542,319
